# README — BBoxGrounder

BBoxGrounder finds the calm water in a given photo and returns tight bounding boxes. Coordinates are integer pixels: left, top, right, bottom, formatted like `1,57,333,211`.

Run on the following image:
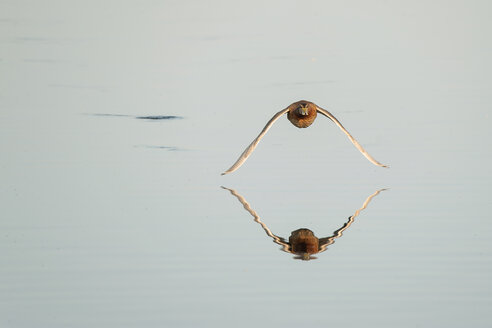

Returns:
1,1,492,327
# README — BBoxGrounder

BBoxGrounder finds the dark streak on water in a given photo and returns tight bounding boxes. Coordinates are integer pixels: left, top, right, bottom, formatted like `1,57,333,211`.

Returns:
86,113,184,120
136,115,183,120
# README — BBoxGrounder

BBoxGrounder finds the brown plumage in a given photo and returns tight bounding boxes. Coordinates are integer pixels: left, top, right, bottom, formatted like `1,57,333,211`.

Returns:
287,100,317,128
222,100,388,175
289,228,319,254
221,186,387,261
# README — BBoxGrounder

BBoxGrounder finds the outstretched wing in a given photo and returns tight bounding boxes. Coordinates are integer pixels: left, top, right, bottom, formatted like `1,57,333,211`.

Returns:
316,106,388,168
221,107,290,175
318,188,387,253
221,186,291,252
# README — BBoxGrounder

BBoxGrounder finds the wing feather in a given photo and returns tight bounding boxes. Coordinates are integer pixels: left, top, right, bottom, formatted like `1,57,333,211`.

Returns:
316,106,388,168
221,107,290,175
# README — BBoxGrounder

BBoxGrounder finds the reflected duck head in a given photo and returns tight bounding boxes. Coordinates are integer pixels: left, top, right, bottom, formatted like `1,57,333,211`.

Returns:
289,228,320,260
287,100,317,128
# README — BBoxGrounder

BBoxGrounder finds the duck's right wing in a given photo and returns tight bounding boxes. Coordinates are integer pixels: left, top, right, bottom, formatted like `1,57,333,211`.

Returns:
221,107,290,175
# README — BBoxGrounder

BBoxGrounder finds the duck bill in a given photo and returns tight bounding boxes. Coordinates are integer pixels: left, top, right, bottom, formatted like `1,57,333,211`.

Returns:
299,107,309,116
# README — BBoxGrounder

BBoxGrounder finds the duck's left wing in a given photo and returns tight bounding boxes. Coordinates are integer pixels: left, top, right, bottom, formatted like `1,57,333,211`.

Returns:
222,107,290,175
316,106,388,168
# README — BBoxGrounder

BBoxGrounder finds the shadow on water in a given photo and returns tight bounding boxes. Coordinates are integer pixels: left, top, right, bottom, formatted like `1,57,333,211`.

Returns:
86,113,184,150
85,113,184,120
135,115,183,120
222,187,386,261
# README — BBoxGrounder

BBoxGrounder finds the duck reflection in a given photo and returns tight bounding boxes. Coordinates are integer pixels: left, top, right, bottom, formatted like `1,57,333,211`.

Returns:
222,187,386,260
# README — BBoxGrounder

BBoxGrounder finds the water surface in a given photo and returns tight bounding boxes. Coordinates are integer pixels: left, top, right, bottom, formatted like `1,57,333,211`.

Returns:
1,1,491,327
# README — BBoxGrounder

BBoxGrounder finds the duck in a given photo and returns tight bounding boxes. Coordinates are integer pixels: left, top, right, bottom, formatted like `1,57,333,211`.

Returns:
222,100,388,175
221,186,386,260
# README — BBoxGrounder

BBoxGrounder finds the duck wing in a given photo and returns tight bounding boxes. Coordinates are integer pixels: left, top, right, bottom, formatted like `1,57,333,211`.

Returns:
316,106,388,168
221,186,291,252
221,107,290,175
318,188,387,253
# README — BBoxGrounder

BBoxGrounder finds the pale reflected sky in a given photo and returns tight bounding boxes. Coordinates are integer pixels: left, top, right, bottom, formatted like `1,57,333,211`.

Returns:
1,1,492,327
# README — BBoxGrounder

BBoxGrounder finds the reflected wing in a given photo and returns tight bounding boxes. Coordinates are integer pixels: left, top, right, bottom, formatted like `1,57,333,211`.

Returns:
318,216,355,253
221,186,291,252
318,188,387,253
317,237,336,251
316,106,388,168
221,107,290,175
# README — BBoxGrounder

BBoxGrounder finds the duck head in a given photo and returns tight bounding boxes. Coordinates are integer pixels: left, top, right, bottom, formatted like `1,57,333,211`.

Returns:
297,103,310,116
287,100,317,128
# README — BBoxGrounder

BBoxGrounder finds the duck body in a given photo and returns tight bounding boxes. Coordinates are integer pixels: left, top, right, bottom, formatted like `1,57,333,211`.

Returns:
289,228,320,254
287,100,317,128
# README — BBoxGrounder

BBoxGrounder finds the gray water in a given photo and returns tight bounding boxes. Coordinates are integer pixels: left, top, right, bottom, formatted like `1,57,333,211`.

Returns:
1,1,492,327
